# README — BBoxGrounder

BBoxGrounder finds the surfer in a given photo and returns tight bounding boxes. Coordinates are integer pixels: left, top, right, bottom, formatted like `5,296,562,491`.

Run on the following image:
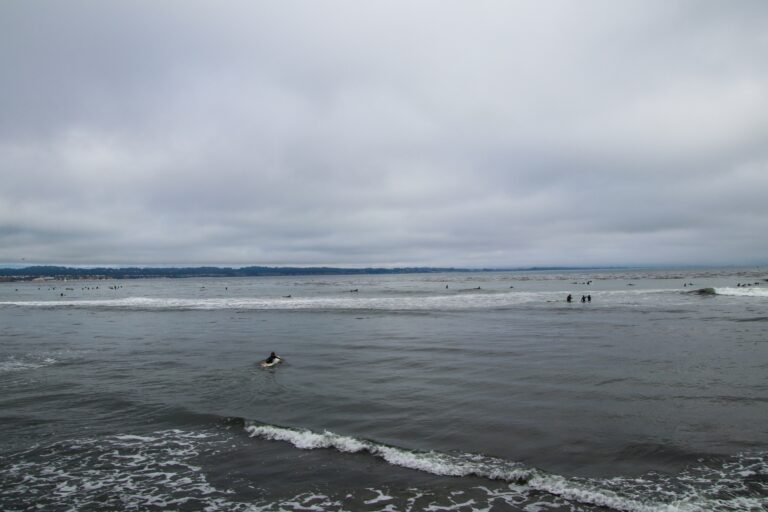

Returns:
566,294,572,303
261,352,283,368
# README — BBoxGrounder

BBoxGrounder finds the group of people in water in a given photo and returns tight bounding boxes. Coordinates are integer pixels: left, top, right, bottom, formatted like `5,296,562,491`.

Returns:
566,294,591,303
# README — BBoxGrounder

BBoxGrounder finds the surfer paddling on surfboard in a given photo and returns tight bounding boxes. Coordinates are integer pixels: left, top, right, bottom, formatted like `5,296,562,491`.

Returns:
260,352,284,368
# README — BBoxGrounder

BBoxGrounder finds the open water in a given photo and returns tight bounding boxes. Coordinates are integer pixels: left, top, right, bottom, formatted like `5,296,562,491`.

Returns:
1,268,767,511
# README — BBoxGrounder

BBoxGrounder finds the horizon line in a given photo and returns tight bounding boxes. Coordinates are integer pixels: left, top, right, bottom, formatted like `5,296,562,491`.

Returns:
1,263,766,272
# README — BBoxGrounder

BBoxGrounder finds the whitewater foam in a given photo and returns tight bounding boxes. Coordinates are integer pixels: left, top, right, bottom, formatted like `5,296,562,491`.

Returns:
0,429,231,511
712,287,768,298
0,293,545,311
245,422,768,512
0,288,683,312
245,423,532,482
2,423,764,512
0,356,57,373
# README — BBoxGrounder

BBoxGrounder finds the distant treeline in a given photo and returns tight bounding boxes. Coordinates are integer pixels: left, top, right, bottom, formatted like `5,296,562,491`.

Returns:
0,265,484,280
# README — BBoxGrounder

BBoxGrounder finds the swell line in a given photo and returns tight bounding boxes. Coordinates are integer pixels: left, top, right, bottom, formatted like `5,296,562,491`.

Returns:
245,421,532,481
243,421,768,512
0,293,553,311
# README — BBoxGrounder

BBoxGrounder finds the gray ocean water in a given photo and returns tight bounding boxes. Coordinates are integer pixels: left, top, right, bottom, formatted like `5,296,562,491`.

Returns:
1,268,767,511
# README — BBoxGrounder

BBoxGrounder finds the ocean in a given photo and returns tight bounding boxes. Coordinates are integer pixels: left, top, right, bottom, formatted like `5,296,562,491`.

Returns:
1,268,766,511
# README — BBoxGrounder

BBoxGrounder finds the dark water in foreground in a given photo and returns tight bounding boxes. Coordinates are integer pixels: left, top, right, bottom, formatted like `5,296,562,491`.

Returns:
1,268,767,511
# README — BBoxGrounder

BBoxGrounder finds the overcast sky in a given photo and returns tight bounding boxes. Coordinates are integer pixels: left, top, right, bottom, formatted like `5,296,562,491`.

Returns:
1,1,767,268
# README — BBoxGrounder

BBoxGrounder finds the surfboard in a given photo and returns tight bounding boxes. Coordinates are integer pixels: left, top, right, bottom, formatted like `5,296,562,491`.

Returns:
260,357,283,368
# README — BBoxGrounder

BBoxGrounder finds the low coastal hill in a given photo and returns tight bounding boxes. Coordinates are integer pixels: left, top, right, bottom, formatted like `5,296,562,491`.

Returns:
0,265,481,281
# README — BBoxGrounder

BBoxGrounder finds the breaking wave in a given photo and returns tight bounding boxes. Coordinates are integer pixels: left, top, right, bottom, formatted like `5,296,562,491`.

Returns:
246,422,532,482
711,287,768,298
687,287,768,298
0,293,564,312
689,287,717,295
1,421,765,512
245,421,768,512
0,288,689,312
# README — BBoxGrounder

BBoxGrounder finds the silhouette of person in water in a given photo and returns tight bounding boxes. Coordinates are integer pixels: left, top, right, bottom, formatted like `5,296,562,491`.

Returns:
581,295,586,303
566,294,572,303
265,352,279,364
587,294,591,302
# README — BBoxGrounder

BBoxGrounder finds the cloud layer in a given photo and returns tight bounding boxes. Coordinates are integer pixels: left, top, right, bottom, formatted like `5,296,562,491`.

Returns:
2,1,767,267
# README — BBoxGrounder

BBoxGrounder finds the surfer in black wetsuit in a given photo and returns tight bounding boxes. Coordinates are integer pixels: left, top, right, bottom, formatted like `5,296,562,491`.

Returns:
566,294,572,303
265,352,279,364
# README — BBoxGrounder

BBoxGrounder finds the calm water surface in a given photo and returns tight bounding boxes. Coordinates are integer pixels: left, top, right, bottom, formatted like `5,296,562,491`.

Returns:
1,268,767,511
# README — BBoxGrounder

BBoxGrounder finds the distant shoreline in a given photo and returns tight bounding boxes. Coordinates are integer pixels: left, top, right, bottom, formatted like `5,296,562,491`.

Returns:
0,265,615,282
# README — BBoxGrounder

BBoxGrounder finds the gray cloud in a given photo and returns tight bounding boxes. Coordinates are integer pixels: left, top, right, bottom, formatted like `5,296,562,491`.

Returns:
1,0,767,267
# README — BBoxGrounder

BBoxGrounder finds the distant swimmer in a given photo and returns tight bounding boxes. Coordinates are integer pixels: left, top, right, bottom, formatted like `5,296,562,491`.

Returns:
260,352,284,368
587,294,591,302
581,295,586,303
566,294,572,303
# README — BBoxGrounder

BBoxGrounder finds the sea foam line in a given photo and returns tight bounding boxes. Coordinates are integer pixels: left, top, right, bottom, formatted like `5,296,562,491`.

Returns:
0,289,680,311
0,356,57,373
712,287,768,298
245,423,532,482
0,293,551,311
245,423,767,512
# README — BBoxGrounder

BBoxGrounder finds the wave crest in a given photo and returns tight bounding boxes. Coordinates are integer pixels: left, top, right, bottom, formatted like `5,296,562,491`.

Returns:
0,293,550,312
245,422,532,482
244,421,768,512
713,287,768,297
687,287,768,298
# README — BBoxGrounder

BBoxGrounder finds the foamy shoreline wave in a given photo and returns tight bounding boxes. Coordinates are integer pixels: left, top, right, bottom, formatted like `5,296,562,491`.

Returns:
246,422,532,482
2,424,764,512
245,422,767,512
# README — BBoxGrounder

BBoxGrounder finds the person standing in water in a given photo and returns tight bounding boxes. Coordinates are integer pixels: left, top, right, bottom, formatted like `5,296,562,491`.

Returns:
566,294,572,303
